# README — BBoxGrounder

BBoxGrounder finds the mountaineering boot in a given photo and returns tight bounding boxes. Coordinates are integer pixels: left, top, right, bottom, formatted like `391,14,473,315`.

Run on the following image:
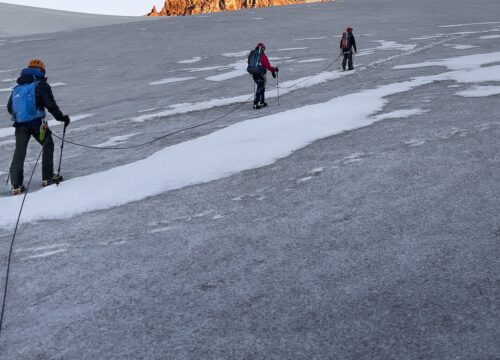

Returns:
42,174,63,187
12,185,27,195
259,102,268,108
253,104,261,110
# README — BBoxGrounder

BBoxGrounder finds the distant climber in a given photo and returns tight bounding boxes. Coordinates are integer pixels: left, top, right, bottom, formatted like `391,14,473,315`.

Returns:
340,27,357,71
7,59,71,195
247,43,279,109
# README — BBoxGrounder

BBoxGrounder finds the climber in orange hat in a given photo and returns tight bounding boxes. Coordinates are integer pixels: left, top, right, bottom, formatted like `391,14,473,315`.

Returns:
6,59,71,194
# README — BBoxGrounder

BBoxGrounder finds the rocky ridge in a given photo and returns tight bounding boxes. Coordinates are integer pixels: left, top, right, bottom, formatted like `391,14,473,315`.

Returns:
147,0,330,16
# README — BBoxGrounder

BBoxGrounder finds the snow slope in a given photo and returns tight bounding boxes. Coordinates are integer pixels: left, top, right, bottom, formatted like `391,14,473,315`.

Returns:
0,3,140,37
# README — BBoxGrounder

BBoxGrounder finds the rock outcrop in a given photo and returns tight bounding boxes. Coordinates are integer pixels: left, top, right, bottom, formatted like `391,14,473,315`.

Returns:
147,5,160,16
147,0,329,16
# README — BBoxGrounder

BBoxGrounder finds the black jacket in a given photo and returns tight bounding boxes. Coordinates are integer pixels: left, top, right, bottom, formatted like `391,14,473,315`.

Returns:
340,33,357,53
7,67,65,128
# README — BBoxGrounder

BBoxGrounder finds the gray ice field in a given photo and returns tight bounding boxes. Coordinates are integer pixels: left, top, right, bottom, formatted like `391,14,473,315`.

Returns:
0,0,499,358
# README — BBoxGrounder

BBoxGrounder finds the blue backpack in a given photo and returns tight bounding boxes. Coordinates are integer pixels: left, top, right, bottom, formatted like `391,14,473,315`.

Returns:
11,82,45,122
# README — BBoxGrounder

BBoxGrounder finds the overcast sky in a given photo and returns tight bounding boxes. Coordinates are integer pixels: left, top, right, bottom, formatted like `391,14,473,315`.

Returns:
0,0,163,16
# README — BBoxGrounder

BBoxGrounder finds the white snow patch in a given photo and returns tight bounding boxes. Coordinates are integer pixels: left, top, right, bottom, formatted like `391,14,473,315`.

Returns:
445,44,478,50
28,249,67,259
439,22,500,28
405,139,426,147
178,57,202,64
16,244,70,253
480,35,500,40
51,82,66,87
0,113,94,139
356,50,375,57
149,77,196,86
205,60,247,81
297,177,313,183
456,85,500,97
371,40,417,52
94,133,141,148
0,76,437,228
0,139,15,146
150,226,172,234
394,51,500,71
298,58,326,63
137,108,159,113
131,69,351,122
186,65,230,72
10,38,51,43
309,167,324,175
293,37,326,41
371,109,428,121
0,86,12,92
222,51,248,58
2,79,13,82
275,47,309,51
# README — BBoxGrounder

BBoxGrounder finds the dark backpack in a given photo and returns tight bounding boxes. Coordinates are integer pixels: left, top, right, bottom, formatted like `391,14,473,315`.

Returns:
247,48,264,76
341,32,351,50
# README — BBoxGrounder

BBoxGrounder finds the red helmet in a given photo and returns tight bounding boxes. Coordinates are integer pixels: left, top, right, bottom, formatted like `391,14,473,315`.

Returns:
346,27,353,33
257,42,266,50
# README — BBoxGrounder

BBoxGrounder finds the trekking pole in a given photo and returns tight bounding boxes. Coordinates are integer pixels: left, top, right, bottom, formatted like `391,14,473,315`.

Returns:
5,168,10,188
56,125,67,186
277,71,280,106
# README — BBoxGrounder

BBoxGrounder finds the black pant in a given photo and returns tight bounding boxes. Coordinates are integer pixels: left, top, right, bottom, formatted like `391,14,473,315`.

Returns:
342,51,354,70
10,125,54,187
253,74,266,105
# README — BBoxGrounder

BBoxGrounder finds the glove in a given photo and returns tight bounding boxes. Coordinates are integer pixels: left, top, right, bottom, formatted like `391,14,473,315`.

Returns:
62,115,70,127
272,72,276,78
275,67,279,72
